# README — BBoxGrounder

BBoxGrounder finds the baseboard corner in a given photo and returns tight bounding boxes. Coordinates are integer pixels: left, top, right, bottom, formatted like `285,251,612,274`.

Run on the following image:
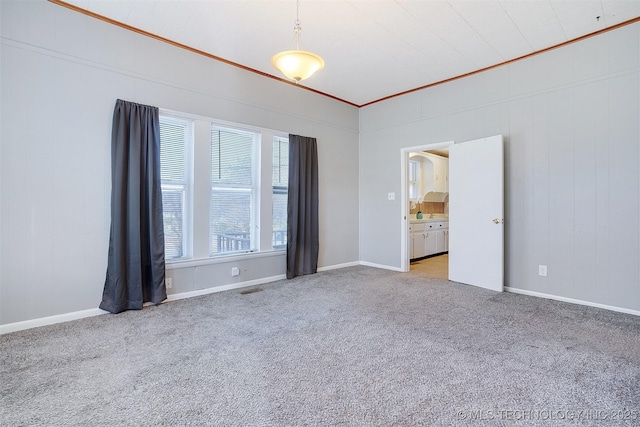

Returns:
359,261,404,272
317,261,361,272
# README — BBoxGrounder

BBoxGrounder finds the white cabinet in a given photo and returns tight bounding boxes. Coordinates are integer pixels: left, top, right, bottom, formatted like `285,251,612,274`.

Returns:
429,154,448,193
435,230,446,253
409,223,416,259
410,223,426,259
425,230,437,255
410,220,449,260
435,221,447,253
443,230,449,252
413,233,426,259
443,160,449,193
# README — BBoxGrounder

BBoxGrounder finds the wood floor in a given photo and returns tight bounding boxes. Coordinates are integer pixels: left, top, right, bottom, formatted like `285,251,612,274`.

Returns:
410,253,448,280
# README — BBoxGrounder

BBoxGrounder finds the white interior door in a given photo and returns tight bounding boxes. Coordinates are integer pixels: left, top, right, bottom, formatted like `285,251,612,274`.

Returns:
448,135,504,291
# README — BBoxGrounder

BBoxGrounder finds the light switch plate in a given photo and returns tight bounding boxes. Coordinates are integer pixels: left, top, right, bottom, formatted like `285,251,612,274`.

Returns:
388,192,395,201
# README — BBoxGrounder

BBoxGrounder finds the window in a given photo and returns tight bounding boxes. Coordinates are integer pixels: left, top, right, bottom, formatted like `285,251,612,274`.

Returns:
210,127,258,255
409,160,419,200
159,115,192,260
272,136,289,249
158,111,287,262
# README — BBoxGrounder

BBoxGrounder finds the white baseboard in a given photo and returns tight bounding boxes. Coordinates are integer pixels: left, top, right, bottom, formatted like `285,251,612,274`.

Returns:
0,308,109,335
0,261,362,335
359,261,404,272
505,286,640,317
166,274,286,302
0,275,288,335
15,263,635,334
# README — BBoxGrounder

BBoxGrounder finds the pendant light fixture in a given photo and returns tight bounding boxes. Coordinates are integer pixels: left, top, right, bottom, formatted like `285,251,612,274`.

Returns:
271,0,325,83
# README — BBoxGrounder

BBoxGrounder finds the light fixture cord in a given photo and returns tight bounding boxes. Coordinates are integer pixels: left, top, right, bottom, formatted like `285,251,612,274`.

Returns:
294,0,302,50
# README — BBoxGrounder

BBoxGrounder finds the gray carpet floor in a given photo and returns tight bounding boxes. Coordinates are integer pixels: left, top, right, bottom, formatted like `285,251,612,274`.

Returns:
1,266,639,426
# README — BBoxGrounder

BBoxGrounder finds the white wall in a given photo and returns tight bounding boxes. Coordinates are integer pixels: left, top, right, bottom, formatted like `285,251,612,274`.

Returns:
0,1,359,325
360,23,640,312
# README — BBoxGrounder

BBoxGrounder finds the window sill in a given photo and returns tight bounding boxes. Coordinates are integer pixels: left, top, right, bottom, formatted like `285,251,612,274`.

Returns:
166,249,286,270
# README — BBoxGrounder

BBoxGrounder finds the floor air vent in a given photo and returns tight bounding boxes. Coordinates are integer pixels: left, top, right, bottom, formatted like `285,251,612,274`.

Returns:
239,287,263,295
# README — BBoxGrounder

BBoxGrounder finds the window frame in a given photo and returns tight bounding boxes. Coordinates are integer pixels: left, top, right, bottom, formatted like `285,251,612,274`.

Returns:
209,124,260,256
159,109,288,265
159,114,194,261
272,135,289,249
408,159,420,201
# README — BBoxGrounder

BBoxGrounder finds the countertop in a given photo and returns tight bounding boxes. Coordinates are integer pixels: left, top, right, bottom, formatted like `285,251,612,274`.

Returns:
409,214,449,223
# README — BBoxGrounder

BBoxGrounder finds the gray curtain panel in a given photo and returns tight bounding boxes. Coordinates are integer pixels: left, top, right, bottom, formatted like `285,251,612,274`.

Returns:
100,99,166,313
286,134,319,279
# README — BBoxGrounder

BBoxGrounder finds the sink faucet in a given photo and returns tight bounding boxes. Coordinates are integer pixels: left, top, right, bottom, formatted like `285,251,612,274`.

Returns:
429,213,434,218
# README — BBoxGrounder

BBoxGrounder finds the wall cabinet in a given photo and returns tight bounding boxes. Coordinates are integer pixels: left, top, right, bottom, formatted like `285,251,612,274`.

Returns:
428,154,449,193
410,220,448,260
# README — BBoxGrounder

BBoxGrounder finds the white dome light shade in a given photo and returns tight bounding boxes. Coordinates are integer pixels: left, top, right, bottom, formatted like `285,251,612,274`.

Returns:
271,50,325,82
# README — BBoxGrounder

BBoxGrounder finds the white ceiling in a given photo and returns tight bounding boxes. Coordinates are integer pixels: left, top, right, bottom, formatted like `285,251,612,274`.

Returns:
61,0,640,106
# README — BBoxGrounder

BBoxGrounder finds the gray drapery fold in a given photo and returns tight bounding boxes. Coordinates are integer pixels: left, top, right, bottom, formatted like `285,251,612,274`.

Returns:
286,134,319,279
100,99,166,313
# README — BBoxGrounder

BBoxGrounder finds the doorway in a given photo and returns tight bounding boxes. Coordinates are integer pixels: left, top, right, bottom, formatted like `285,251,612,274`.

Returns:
401,135,505,292
400,141,453,276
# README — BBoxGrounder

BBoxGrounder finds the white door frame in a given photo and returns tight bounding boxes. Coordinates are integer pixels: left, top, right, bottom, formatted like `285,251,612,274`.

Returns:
400,141,453,272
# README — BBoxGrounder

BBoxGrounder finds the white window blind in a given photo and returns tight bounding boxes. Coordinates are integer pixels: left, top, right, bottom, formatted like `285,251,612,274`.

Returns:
210,126,257,254
272,136,289,249
159,115,192,259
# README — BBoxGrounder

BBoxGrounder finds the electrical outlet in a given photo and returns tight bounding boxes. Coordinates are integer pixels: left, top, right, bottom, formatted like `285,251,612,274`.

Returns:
166,278,173,289
538,265,547,277
231,267,240,277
